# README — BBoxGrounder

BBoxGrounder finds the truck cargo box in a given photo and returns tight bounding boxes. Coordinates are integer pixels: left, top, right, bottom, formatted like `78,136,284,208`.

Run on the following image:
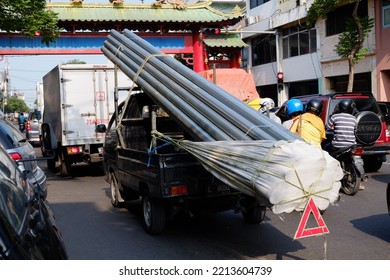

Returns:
42,64,132,176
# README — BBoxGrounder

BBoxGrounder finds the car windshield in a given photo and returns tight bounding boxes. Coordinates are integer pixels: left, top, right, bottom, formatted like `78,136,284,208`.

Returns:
328,98,380,117
0,148,29,232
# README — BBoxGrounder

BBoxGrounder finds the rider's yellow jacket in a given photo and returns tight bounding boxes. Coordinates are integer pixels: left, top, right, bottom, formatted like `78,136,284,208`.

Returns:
290,112,326,147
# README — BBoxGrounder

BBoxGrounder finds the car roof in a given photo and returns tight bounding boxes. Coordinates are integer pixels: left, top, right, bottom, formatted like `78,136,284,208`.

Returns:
0,119,36,172
0,120,21,149
292,92,374,101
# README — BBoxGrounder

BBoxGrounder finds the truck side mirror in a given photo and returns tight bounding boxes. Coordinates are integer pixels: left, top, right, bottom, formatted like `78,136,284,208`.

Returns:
96,124,107,133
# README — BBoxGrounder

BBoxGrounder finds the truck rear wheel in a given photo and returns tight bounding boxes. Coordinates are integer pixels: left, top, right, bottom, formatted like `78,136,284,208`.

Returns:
110,172,125,208
363,155,383,172
142,195,166,235
242,204,266,224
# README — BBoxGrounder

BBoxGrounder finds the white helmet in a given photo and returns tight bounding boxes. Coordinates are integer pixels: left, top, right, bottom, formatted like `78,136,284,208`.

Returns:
259,98,275,113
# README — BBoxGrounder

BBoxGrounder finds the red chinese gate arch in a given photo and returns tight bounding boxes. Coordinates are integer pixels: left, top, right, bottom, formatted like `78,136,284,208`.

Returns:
0,1,246,73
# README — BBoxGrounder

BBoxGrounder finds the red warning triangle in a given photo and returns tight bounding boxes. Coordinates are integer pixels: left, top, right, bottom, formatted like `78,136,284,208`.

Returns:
294,197,329,239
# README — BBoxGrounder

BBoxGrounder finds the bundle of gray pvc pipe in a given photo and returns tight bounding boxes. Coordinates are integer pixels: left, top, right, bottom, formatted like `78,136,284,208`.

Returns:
101,29,300,142
101,30,345,214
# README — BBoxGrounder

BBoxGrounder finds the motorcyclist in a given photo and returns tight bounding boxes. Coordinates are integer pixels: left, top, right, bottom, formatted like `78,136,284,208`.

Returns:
18,112,26,132
324,99,365,190
282,99,303,129
325,99,357,150
290,98,326,147
259,97,281,124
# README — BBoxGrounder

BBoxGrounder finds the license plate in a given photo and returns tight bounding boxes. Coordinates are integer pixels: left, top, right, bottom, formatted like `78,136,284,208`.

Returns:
207,183,231,194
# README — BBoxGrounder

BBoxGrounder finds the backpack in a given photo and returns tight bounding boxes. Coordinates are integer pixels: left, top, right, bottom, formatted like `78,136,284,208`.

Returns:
18,115,25,124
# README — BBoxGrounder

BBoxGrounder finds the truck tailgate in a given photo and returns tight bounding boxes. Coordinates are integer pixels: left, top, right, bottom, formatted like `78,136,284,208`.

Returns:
61,67,122,144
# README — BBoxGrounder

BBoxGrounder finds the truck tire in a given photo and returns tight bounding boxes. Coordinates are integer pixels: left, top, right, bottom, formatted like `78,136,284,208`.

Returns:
242,204,266,224
109,172,125,208
363,155,383,172
142,195,166,235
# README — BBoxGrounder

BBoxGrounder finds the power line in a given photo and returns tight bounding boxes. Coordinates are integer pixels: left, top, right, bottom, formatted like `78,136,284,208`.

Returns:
9,68,47,73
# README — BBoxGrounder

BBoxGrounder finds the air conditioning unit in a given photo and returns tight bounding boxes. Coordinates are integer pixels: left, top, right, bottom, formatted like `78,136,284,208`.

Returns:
246,16,256,26
245,16,261,26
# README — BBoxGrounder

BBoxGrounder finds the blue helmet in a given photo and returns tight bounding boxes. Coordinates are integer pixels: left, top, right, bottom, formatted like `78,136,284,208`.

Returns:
286,99,303,116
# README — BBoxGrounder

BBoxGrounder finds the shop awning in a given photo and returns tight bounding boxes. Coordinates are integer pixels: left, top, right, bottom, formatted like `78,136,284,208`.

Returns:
202,34,248,48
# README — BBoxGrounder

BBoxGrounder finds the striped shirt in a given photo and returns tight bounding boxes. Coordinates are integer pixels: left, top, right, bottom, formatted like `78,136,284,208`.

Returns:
327,113,357,148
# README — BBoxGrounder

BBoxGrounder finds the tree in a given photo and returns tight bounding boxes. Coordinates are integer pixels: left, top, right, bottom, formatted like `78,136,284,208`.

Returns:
3,96,30,113
66,59,87,64
0,0,60,46
307,0,374,92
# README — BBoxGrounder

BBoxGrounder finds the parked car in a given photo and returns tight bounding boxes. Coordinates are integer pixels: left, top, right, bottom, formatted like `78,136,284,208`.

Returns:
26,109,42,146
0,117,47,199
277,92,390,172
0,144,68,259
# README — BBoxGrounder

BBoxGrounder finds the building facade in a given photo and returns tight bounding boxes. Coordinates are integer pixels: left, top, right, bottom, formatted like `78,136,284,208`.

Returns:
241,0,389,106
375,0,390,101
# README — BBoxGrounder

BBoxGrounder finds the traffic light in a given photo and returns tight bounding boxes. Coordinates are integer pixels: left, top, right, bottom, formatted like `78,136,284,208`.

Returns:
277,72,283,84
202,28,222,35
277,72,284,91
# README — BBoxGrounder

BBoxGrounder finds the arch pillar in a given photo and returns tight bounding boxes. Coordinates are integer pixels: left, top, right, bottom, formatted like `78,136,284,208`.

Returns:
193,32,206,72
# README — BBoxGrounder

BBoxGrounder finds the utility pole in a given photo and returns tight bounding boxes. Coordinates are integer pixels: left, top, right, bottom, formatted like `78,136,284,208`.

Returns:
0,56,10,113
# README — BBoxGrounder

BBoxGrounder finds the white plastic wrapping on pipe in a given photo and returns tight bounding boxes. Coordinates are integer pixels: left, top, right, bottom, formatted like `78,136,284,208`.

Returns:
153,131,343,214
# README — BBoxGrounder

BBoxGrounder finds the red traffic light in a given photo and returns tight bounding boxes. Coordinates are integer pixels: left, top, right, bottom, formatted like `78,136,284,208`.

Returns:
277,72,283,83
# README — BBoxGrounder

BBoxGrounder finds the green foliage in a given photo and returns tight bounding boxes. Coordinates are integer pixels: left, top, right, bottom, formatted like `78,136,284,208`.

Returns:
0,0,60,46
66,59,87,64
307,0,374,66
306,0,339,26
335,16,374,63
2,96,30,113
306,0,374,91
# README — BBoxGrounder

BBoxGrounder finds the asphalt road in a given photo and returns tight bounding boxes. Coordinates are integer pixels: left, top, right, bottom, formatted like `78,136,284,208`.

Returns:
41,152,390,260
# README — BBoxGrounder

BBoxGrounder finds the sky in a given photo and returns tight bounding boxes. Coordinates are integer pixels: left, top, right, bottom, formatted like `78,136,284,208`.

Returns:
2,55,110,108
0,0,153,108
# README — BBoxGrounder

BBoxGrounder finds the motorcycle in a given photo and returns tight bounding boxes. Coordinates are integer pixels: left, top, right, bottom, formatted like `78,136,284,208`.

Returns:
19,122,26,133
329,144,366,195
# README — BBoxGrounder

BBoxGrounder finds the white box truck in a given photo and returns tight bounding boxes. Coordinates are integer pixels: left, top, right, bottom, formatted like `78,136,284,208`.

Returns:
41,64,132,176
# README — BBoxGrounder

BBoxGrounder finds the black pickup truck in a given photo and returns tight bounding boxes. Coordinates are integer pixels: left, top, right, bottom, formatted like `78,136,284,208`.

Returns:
97,92,266,234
